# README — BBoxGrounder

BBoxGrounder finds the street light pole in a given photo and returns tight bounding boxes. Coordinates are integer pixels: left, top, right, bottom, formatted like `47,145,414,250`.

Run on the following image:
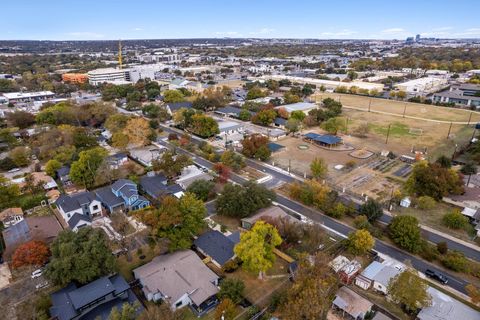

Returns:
385,124,391,144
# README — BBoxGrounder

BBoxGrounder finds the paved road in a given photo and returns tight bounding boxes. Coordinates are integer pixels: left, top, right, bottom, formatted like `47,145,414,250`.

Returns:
157,132,471,294
158,124,480,263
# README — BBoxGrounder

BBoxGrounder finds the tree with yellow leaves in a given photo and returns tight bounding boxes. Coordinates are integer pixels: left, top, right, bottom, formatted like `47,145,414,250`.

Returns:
234,221,282,280
123,117,151,147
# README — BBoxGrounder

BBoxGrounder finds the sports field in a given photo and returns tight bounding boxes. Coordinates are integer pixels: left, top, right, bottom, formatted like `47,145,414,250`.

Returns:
314,92,480,123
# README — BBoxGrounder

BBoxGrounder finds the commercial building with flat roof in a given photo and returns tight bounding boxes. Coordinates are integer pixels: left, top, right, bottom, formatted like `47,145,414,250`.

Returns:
395,77,448,95
87,68,131,85
2,91,55,104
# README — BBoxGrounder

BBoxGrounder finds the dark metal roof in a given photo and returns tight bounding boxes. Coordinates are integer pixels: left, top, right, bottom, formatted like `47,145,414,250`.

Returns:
304,132,342,145
67,213,91,229
2,219,30,248
274,117,287,126
56,166,70,177
194,230,239,266
95,186,124,208
56,192,97,213
68,277,115,310
268,142,286,152
140,174,182,198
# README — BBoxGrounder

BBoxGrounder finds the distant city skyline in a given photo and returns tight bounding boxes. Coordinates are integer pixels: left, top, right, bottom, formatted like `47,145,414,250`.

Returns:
2,0,479,40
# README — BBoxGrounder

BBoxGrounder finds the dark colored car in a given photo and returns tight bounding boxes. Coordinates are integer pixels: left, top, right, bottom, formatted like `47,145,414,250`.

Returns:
425,269,448,284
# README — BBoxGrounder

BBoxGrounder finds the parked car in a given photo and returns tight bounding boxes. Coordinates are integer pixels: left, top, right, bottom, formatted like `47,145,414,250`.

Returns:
425,269,448,284
35,281,49,290
8,168,20,173
31,269,43,279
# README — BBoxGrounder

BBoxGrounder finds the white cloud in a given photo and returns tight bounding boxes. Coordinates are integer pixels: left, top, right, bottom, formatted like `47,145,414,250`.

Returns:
133,27,143,31
214,31,241,37
381,28,406,34
250,28,275,35
320,29,358,37
432,26,453,31
66,32,105,39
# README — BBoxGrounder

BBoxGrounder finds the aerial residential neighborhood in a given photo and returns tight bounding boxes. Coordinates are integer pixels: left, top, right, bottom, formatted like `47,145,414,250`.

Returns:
1,1,480,320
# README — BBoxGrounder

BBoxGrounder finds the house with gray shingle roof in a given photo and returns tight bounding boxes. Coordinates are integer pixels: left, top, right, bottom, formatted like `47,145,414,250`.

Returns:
49,274,142,320
194,230,240,267
55,191,101,231
95,179,150,213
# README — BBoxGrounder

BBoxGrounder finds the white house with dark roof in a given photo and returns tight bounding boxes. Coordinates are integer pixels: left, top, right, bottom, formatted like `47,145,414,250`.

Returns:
55,191,101,231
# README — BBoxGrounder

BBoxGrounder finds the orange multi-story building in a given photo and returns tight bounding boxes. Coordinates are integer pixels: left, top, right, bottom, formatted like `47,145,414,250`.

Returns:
62,73,89,84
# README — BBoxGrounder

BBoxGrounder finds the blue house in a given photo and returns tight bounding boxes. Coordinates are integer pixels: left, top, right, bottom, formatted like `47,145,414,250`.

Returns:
95,179,150,213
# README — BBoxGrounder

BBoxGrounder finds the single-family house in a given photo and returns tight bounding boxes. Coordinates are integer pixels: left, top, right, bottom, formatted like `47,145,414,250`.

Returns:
276,102,317,115
49,274,142,320
31,172,58,190
332,286,373,320
417,286,480,320
371,265,401,294
95,179,150,213
133,250,219,315
194,230,240,268
166,101,193,116
241,206,294,230
106,153,128,170
56,191,102,231
273,117,287,129
355,261,383,290
0,207,24,228
56,166,71,186
139,174,184,199
176,165,213,189
2,216,62,259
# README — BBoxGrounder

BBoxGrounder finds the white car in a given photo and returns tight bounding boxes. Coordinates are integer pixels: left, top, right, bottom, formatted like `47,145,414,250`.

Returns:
31,269,43,279
8,168,20,173
35,281,49,290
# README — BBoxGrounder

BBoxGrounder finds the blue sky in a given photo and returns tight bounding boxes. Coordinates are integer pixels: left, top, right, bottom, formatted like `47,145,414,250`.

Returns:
2,0,479,40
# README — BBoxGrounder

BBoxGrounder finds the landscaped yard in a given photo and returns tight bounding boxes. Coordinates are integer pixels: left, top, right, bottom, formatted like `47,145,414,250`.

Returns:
116,243,164,281
225,257,291,307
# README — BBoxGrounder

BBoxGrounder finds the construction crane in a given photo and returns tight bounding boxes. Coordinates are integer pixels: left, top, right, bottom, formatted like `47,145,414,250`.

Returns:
118,40,123,69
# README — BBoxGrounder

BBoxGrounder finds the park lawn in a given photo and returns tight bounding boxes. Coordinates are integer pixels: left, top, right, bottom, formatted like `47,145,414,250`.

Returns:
116,244,163,281
226,258,290,306
394,202,476,244
370,122,415,137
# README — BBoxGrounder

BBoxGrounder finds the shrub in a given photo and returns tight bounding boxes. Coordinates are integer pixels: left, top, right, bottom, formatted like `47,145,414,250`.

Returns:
353,215,370,229
223,259,240,273
441,251,469,272
437,241,448,254
417,196,436,210
442,209,468,229
419,240,438,262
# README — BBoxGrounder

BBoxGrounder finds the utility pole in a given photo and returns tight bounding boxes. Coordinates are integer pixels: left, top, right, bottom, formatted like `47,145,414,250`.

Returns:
402,103,407,118
368,99,371,112
118,40,123,69
385,124,391,144
288,159,291,173
468,111,473,126
345,117,349,135
451,144,458,161
447,122,453,139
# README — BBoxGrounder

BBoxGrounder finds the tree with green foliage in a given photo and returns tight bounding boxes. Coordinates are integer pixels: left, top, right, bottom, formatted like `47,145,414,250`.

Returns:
283,91,302,104
163,90,185,103
9,146,30,167
246,86,267,100
5,111,36,129
389,215,422,253
359,199,383,222
105,113,130,134
0,175,21,210
278,253,339,319
238,109,252,121
69,147,108,188
252,108,277,126
216,182,275,218
186,179,215,202
285,118,301,134
234,221,282,279
136,193,206,251
406,161,464,200
461,162,478,175
322,117,345,135
442,209,469,229
388,269,431,312
45,228,116,286
220,150,245,171
108,302,140,320
290,110,306,121
435,155,452,168
347,229,375,255
218,278,245,304
152,151,192,178
46,160,63,177
417,196,436,210
310,157,328,180
189,114,219,138
215,298,237,320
